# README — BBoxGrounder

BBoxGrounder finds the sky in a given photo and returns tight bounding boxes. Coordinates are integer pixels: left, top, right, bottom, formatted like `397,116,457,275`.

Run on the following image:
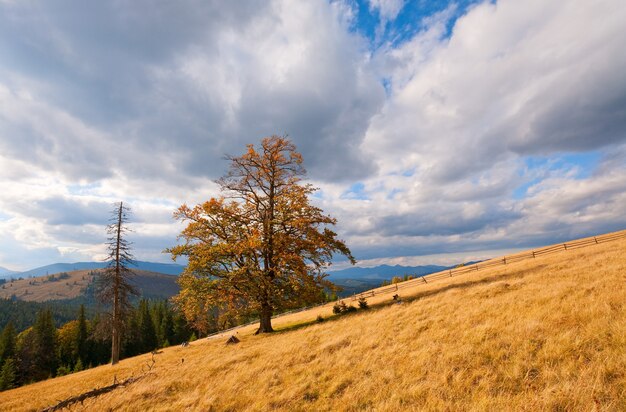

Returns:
0,0,625,271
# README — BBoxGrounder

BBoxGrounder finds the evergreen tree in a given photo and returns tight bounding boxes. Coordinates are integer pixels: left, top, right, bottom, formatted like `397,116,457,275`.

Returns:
152,302,165,346
0,322,17,368
160,307,174,347
33,310,57,379
173,313,191,344
86,314,111,367
138,300,157,353
122,309,140,357
75,305,88,365
0,358,16,391
16,328,36,385
73,358,83,372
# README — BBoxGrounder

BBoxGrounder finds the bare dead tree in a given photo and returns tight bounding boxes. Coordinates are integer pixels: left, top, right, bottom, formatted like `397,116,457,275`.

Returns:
96,201,138,365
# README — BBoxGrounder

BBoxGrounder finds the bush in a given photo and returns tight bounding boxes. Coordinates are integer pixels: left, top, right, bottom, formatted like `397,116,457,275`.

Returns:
332,301,346,314
344,305,357,313
56,365,72,377
316,315,324,323
358,297,368,309
332,301,357,314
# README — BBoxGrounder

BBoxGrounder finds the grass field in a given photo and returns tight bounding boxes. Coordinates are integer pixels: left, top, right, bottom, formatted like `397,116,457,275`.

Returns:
1,232,625,411
0,269,178,302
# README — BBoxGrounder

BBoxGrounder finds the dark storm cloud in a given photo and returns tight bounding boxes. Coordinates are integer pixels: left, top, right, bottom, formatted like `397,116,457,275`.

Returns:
0,0,383,184
13,196,112,227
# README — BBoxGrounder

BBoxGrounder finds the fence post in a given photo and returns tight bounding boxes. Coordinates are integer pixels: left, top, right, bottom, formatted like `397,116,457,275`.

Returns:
423,277,427,283
475,265,479,271
563,243,567,250
503,257,507,265
449,270,452,277
532,251,535,258
594,237,598,244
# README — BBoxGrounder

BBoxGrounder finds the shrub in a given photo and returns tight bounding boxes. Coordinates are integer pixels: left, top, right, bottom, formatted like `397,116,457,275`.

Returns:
332,301,357,314
358,297,368,309
56,365,72,377
316,315,325,323
333,301,346,314
345,305,357,313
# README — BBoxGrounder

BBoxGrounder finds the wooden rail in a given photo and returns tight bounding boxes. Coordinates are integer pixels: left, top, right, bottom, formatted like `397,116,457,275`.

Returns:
206,229,626,339
351,229,626,301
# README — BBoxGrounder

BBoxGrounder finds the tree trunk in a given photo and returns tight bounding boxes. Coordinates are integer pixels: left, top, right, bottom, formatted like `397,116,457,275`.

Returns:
256,305,274,334
111,202,123,365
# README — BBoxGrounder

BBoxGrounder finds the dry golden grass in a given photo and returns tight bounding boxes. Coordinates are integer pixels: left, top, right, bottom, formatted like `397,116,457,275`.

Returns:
0,270,94,301
0,270,177,302
2,233,625,411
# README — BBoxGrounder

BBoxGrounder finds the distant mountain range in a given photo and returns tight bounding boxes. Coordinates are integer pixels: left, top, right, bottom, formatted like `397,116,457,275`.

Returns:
327,264,449,297
1,261,186,279
327,264,448,280
0,266,19,278
3,262,452,279
1,261,451,281
0,260,458,301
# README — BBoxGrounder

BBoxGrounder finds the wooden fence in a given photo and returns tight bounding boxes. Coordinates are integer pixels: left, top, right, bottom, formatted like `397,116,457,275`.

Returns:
350,229,626,301
206,229,626,339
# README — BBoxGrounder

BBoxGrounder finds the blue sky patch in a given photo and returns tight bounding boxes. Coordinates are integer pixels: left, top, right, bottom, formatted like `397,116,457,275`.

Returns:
514,151,603,199
341,182,370,200
349,0,483,49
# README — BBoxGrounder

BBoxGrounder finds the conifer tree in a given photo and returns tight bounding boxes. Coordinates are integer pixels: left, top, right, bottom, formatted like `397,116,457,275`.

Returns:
160,308,174,347
33,310,57,379
0,358,16,391
0,322,17,368
96,202,138,365
75,305,88,365
138,300,157,352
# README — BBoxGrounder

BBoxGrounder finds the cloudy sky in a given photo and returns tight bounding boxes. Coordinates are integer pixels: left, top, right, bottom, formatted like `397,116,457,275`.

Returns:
1,0,625,271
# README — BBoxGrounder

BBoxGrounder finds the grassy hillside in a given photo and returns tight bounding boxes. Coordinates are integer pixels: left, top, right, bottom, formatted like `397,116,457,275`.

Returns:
0,269,179,302
1,232,625,411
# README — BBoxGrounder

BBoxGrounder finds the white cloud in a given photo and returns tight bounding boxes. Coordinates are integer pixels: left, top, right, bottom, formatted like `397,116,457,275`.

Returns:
368,0,406,22
0,0,625,269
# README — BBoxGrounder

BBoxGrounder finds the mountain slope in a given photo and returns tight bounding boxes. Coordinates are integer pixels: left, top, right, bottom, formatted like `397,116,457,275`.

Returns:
0,269,179,302
15,260,185,278
0,266,18,279
2,232,625,411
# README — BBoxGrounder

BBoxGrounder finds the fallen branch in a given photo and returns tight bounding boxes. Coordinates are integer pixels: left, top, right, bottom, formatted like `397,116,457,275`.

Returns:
40,375,143,412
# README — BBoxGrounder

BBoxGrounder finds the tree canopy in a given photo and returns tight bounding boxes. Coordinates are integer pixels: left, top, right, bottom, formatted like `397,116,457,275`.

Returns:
170,136,354,333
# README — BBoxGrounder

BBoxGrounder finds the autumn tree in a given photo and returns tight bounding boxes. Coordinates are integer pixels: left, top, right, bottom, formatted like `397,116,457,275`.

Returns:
170,136,354,334
96,202,138,365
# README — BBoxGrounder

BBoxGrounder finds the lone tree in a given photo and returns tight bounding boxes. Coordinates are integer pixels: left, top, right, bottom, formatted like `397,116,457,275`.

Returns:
170,136,354,334
97,201,138,365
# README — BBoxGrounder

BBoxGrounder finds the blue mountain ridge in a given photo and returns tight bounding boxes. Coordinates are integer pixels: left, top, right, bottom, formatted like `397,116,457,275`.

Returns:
0,266,19,278
326,264,448,280
7,261,185,278
3,261,472,283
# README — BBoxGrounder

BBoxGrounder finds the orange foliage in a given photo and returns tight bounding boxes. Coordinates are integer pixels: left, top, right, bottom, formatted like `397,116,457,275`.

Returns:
169,136,354,333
